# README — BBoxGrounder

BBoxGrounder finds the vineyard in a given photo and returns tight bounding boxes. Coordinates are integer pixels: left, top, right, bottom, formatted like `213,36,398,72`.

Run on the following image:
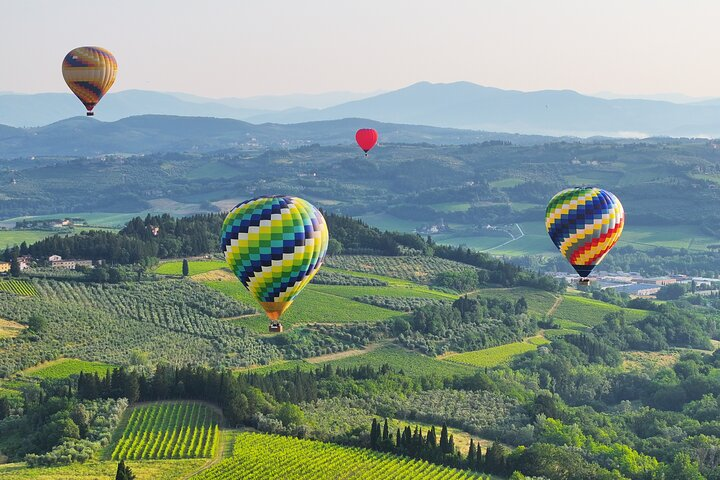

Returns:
325,255,475,284
21,358,116,379
443,336,550,367
0,279,37,296
111,402,220,460
193,432,489,480
552,295,647,327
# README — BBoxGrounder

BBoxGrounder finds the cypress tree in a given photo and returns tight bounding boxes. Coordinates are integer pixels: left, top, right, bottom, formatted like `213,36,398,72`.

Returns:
448,434,455,453
440,423,449,453
370,419,380,448
427,426,437,448
382,418,389,441
468,439,476,468
396,428,401,448
182,258,189,277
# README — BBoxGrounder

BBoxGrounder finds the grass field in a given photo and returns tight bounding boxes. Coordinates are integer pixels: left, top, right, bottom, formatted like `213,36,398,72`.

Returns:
111,402,220,461
204,281,400,333
0,230,53,248
155,260,228,276
0,319,26,339
0,279,38,296
430,202,472,213
0,459,206,479
320,344,476,379
20,358,116,379
552,295,648,327
443,336,550,367
236,359,318,375
193,432,488,480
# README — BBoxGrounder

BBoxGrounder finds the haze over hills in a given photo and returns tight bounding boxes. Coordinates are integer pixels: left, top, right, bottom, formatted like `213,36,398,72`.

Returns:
5,82,720,137
0,115,561,157
0,90,381,128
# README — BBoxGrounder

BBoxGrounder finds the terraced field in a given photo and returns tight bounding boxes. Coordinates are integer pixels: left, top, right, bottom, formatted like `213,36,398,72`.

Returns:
112,402,220,461
192,432,489,480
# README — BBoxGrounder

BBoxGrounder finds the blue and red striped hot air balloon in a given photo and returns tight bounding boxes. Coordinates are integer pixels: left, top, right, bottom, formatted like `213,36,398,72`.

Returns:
545,187,624,282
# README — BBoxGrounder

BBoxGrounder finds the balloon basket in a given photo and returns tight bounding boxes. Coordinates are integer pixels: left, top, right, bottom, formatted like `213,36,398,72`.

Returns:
269,322,284,333
86,112,94,116
577,278,591,288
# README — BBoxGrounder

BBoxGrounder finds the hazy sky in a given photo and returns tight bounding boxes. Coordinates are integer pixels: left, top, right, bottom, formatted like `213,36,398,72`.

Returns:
3,0,719,98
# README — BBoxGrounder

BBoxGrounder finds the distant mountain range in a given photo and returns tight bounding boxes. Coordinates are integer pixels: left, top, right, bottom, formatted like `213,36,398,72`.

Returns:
0,115,561,157
3,82,720,137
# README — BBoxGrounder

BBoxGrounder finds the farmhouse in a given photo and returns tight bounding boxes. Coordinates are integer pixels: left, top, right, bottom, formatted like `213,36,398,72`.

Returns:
0,261,10,274
48,255,93,270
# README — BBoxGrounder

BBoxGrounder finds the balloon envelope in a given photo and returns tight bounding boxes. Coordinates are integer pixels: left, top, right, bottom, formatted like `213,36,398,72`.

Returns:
62,46,117,115
220,196,329,320
355,129,378,154
545,187,624,278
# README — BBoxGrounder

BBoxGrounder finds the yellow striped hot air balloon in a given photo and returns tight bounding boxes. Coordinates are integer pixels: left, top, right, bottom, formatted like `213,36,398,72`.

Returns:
62,46,117,116
545,187,624,284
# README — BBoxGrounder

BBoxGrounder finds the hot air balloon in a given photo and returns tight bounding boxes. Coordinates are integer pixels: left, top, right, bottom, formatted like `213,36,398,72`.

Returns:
355,128,378,156
62,46,117,116
220,196,329,332
545,187,624,284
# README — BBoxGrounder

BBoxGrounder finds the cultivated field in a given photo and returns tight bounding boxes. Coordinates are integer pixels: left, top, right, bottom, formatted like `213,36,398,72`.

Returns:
320,344,475,379
20,358,116,379
204,281,400,333
443,336,550,367
155,260,228,276
0,279,37,296
111,402,220,461
192,432,489,480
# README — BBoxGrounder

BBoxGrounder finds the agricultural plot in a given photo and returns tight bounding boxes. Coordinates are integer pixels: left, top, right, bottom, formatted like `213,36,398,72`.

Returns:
0,279,278,374
0,279,37,296
312,283,456,301
443,336,550,368
471,287,557,317
0,230,53,248
0,459,206,480
320,344,475,379
552,295,647,327
193,432,489,480
325,255,474,284
20,358,116,379
0,318,25,339
111,402,220,461
204,281,400,333
155,260,228,276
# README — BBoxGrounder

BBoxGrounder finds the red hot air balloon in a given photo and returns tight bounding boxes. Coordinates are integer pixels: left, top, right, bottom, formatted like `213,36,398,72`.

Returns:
355,129,378,156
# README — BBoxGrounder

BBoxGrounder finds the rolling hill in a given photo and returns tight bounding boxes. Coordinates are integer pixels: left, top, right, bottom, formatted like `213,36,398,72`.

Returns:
0,115,560,157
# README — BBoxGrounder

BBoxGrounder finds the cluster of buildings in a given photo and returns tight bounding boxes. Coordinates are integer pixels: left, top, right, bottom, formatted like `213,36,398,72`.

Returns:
0,254,95,275
549,270,719,297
